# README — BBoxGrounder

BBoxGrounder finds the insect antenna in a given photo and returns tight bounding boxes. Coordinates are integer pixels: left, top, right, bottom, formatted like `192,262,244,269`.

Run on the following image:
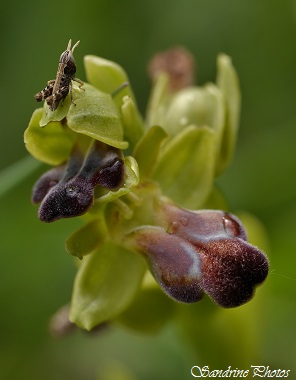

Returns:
66,39,72,51
71,40,80,53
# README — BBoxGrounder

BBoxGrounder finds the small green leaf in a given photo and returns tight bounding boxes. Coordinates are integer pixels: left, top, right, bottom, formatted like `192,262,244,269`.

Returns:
216,54,241,174
133,125,168,180
67,83,128,149
69,241,146,330
153,125,216,209
24,108,75,165
65,218,107,259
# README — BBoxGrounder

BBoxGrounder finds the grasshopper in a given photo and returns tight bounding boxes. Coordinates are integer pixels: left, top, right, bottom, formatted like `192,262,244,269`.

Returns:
35,39,84,111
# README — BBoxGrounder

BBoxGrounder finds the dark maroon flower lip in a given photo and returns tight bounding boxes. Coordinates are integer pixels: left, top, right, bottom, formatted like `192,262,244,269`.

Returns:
127,204,269,308
38,177,95,222
197,237,269,308
32,140,124,222
32,165,66,204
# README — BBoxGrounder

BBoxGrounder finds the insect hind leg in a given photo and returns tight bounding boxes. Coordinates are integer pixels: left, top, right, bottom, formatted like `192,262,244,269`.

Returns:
35,82,54,102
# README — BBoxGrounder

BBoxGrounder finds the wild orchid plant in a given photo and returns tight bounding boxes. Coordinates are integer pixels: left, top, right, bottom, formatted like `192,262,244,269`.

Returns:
24,45,269,333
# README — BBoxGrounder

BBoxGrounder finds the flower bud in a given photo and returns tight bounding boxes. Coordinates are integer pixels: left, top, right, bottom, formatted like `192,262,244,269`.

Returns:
163,85,224,138
148,46,196,91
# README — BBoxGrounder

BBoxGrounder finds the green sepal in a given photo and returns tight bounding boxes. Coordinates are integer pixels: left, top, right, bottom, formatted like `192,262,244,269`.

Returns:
24,108,75,166
216,54,241,174
38,81,88,128
93,156,140,207
69,241,146,330
121,95,144,150
133,125,168,180
116,271,176,334
84,55,136,109
67,83,128,150
153,125,216,209
65,217,107,259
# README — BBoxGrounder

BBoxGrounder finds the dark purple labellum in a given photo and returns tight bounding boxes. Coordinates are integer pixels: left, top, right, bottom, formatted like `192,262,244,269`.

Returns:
33,140,125,222
38,177,94,222
198,238,269,307
32,165,65,204
128,204,269,308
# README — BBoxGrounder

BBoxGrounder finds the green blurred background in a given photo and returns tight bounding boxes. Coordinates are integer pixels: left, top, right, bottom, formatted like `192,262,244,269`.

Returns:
1,0,296,379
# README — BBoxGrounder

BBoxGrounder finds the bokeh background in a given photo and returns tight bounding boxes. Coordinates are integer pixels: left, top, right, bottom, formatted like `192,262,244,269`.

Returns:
1,0,296,379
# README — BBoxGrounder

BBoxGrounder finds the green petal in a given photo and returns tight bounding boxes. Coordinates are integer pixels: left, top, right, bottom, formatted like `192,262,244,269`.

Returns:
69,241,146,330
24,108,75,165
153,125,216,209
145,73,171,128
84,55,136,109
121,95,144,150
216,54,241,174
122,155,140,188
65,218,107,259
67,83,128,149
133,125,168,180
